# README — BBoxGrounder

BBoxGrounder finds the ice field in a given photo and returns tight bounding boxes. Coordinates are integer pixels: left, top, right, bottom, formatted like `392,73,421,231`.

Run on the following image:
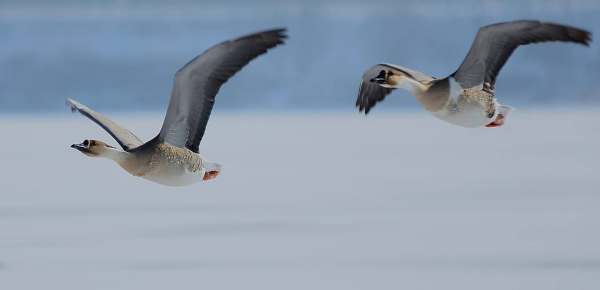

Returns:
1,110,600,289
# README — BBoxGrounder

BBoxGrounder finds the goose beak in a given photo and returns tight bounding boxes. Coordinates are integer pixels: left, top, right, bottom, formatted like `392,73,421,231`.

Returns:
70,142,88,152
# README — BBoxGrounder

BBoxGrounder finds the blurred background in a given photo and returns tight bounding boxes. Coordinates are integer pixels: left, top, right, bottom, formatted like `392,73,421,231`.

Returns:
2,1,600,290
0,0,598,112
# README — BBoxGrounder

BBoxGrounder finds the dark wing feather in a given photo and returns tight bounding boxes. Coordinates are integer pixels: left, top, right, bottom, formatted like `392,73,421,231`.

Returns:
453,20,591,89
355,67,394,114
356,64,434,114
158,29,287,152
66,98,144,151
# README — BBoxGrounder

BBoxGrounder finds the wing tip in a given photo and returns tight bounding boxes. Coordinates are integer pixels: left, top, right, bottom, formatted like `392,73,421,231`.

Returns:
231,27,288,48
356,105,370,115
355,101,368,115
362,106,371,115
579,29,592,46
357,101,371,115
355,81,373,115
65,98,93,114
65,98,78,113
562,24,593,46
270,28,288,45
545,21,592,46
481,20,593,47
252,27,288,46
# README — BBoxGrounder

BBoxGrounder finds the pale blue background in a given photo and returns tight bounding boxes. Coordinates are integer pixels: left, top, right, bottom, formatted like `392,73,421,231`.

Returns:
0,0,598,112
2,2,600,290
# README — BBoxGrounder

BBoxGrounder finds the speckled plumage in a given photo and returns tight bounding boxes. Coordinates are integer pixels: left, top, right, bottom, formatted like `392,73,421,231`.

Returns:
424,78,501,128
149,143,202,174
458,87,496,118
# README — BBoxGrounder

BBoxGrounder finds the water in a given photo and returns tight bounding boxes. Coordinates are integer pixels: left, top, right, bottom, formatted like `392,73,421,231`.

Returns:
1,110,600,289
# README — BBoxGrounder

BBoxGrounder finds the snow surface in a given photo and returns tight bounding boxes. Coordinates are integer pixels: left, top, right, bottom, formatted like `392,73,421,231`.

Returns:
1,110,600,289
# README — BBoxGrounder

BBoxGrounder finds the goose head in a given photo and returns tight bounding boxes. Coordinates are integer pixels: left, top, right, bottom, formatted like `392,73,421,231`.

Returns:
71,139,116,157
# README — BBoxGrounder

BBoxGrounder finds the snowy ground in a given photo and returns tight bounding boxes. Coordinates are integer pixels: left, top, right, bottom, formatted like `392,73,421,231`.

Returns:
1,110,600,290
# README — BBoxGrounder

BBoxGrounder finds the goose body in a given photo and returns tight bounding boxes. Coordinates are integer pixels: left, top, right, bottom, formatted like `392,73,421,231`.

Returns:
124,142,217,187
427,77,502,128
356,20,591,128
68,29,287,186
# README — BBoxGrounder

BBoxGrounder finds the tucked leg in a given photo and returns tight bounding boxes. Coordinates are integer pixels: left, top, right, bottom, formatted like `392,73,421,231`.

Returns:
485,114,505,127
203,170,220,181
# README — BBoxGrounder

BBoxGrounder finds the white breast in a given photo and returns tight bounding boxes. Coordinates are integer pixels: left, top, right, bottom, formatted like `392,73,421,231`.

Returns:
432,102,493,128
142,163,204,187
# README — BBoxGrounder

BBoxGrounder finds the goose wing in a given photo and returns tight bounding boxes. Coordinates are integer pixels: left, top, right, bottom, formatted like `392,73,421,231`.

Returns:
453,20,591,90
356,64,434,114
67,98,144,151
158,29,287,153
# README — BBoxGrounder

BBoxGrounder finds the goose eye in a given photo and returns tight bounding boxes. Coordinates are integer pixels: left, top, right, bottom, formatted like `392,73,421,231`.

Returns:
83,140,89,146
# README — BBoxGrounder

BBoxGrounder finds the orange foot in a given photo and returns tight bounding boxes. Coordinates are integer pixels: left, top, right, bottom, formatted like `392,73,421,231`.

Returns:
203,170,220,181
485,113,505,128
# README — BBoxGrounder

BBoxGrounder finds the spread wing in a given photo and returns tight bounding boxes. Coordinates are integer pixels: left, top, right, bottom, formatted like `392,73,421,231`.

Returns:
158,28,287,153
66,98,144,151
356,64,434,114
453,20,591,90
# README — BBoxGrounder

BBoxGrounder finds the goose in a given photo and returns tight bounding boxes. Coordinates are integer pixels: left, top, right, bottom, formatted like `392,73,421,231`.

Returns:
356,20,591,127
68,29,287,186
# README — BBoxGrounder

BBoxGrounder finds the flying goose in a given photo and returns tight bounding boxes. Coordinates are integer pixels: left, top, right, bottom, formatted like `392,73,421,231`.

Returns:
68,29,287,186
356,20,591,127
